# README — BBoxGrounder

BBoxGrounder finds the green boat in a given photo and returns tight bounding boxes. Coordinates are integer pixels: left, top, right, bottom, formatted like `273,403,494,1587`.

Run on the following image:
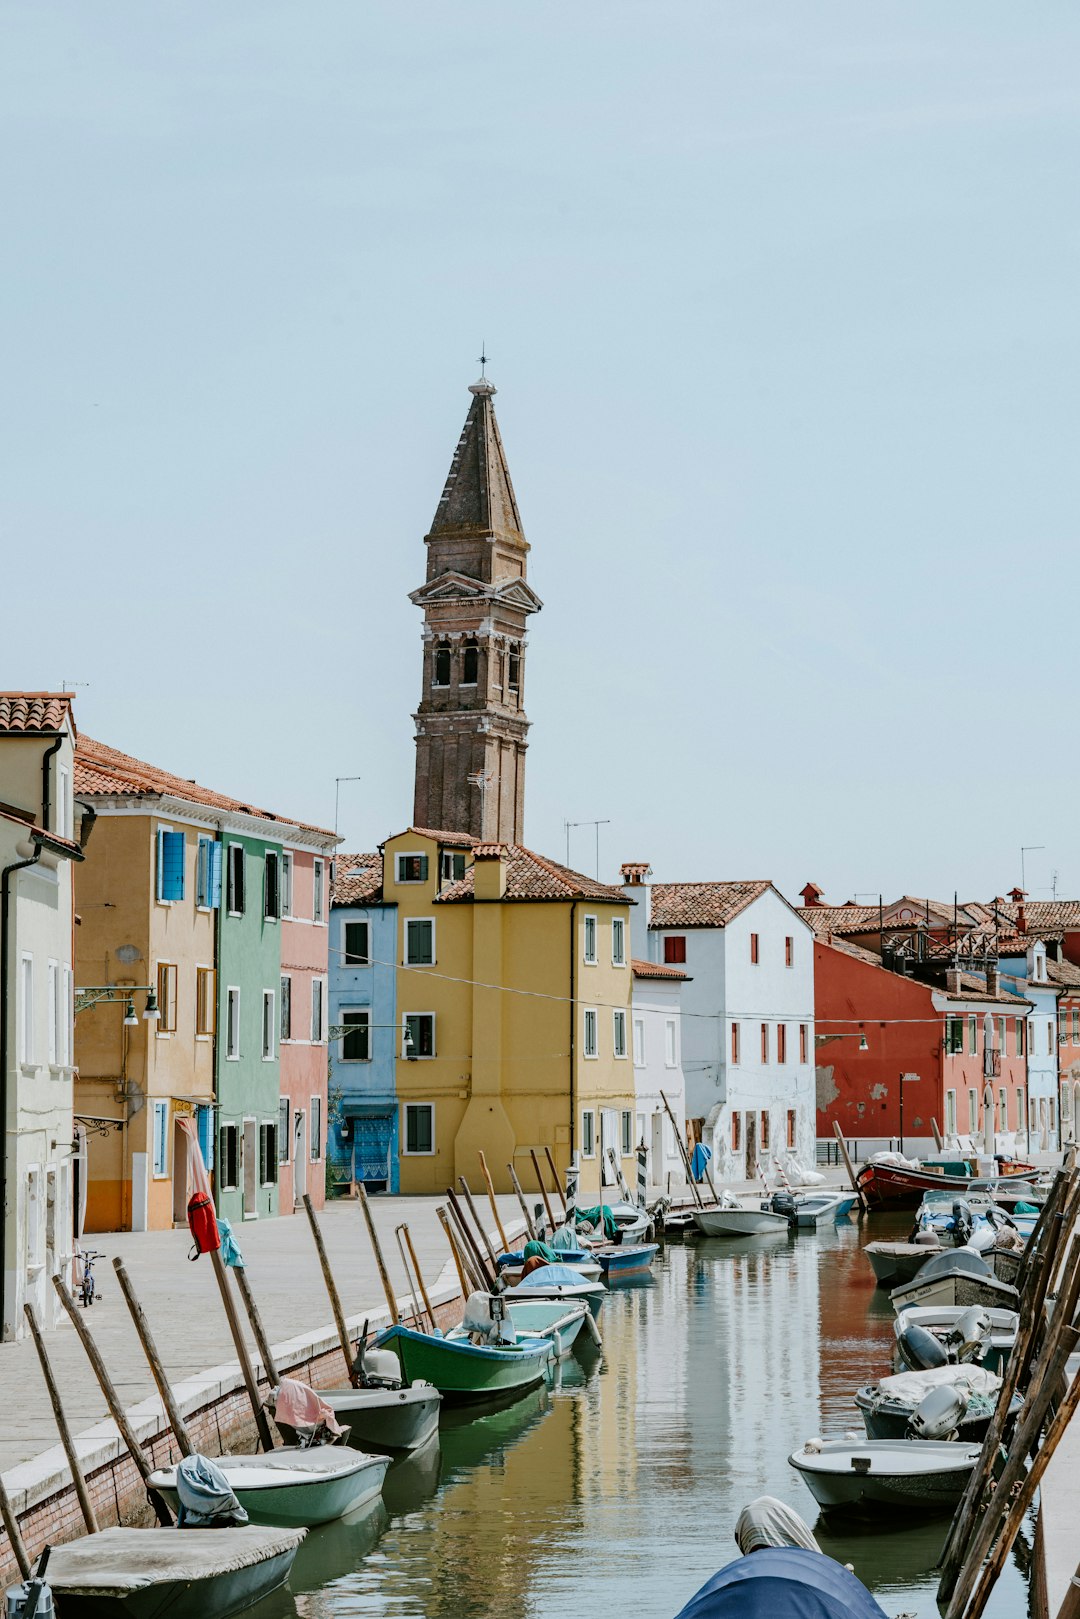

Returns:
376,1323,554,1403
148,1446,389,1529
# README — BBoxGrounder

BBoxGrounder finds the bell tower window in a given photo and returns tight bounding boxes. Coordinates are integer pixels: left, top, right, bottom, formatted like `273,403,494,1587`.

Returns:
461,641,479,685
508,646,520,691
433,644,451,686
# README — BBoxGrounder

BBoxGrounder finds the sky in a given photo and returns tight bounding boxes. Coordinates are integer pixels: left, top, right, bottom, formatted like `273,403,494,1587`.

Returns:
2,4,1078,906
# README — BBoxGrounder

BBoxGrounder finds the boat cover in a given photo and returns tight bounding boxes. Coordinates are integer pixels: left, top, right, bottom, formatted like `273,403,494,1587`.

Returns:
733,1497,820,1553
45,1527,304,1594
574,1205,618,1239
673,1548,889,1619
176,1453,247,1527
912,1248,992,1281
867,1366,1000,1406
514,1264,596,1288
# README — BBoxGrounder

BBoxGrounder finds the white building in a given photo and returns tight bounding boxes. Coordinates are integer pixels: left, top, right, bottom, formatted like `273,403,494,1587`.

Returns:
1,694,86,1341
630,958,689,1198
622,865,816,1182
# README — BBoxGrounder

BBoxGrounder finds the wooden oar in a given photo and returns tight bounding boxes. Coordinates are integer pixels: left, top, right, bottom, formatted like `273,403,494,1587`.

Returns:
302,1192,354,1371
24,1302,99,1532
477,1151,509,1251
359,1182,400,1324
0,1472,31,1581
530,1150,557,1230
507,1161,538,1238
544,1148,568,1217
112,1257,194,1455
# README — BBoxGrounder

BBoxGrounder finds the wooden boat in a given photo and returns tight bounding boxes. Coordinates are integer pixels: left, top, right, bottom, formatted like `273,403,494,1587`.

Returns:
496,1247,603,1282
788,1437,981,1516
889,1249,1019,1314
504,1298,588,1358
673,1546,889,1618
148,1447,388,1530
595,1242,658,1276
692,1201,789,1238
501,1263,606,1317
856,1158,1036,1212
853,1365,1005,1441
376,1322,553,1403
42,1526,304,1619
864,1240,941,1289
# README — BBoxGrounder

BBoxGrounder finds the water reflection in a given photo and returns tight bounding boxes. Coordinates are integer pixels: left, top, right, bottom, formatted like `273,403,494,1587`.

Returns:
271,1223,1029,1619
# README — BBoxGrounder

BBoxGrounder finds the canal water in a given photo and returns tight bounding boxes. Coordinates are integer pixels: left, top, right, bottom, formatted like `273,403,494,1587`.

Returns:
267,1217,1030,1619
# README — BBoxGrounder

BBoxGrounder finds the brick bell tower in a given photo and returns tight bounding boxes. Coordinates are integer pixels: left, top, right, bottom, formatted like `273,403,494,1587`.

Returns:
410,374,542,842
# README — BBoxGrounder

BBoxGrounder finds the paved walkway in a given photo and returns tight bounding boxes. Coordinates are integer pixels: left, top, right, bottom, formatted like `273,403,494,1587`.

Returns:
0,1194,522,1478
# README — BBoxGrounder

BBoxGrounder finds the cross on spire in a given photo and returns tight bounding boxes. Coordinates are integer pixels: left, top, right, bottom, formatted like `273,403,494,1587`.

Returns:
477,344,489,378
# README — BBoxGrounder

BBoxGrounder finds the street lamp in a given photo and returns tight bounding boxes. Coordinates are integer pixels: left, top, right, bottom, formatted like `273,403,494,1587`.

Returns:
76,985,159,1021
815,1031,870,1052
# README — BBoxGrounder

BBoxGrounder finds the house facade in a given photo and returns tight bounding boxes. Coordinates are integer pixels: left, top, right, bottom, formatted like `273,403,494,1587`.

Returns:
328,854,399,1193
277,842,336,1211
0,695,84,1341
624,867,816,1180
630,959,689,1198
1051,957,1080,1146
998,938,1059,1151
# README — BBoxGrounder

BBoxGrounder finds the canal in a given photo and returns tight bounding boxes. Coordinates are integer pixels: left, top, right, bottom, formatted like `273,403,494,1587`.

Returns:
269,1218,1031,1618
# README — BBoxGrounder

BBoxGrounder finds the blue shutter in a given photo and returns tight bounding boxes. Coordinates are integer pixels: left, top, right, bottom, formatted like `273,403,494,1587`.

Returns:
154,1102,168,1175
196,1103,214,1173
208,841,223,909
159,832,185,902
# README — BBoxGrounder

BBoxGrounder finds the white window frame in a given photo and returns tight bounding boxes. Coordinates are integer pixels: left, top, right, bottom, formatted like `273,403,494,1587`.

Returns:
264,851,282,922
583,1007,598,1059
261,990,276,1061
310,1095,322,1161
281,851,293,918
152,1099,169,1179
279,973,292,1043
583,915,598,965
402,1101,435,1156
396,851,428,885
441,849,466,882
155,823,181,906
611,917,626,967
313,857,325,923
195,965,215,1040
195,835,214,911
19,953,34,1066
613,1008,627,1059
61,964,73,1068
338,1008,372,1063
218,1123,239,1191
945,1088,957,1137
402,1012,436,1059
664,1017,677,1068
582,1109,596,1158
278,1098,290,1164
311,976,326,1044
405,916,436,966
226,987,241,1061
259,1120,278,1187
226,842,245,916
632,1016,645,1068
47,959,59,1067
968,1087,978,1133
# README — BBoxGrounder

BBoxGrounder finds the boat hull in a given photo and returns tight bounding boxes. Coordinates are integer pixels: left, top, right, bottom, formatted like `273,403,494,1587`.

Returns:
272,1383,442,1455
505,1301,587,1359
692,1207,789,1238
788,1440,980,1518
856,1162,1036,1212
151,1452,389,1530
43,1527,302,1619
889,1272,1019,1314
596,1243,658,1276
377,1324,553,1403
864,1241,940,1289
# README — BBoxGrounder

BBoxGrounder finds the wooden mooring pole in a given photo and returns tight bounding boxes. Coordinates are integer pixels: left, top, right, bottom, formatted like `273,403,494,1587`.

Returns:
302,1192,355,1371
24,1302,99,1533
112,1257,194,1455
0,1473,32,1582
208,1249,277,1453
358,1183,401,1325
477,1151,509,1251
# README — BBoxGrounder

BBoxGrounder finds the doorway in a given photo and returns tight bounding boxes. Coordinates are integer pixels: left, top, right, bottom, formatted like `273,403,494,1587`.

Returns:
243,1118,258,1217
744,1111,757,1180
172,1120,190,1224
293,1109,307,1207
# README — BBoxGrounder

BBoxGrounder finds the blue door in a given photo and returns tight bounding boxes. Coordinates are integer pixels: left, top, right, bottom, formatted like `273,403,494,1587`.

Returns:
354,1113,394,1187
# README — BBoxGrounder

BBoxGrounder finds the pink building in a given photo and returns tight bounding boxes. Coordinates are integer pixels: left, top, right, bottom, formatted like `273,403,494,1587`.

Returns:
279,842,335,1211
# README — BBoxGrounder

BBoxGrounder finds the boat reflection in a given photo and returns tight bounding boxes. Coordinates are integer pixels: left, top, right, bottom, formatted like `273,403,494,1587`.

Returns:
381,1430,443,1516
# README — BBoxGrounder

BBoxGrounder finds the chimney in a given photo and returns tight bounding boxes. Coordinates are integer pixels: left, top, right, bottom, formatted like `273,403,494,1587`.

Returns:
621,862,651,887
986,964,1000,997
472,842,507,900
946,967,963,995
801,882,825,908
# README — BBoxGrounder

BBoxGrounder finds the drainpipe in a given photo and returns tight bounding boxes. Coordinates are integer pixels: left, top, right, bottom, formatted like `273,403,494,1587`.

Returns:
1,836,47,1338
569,901,577,1160
40,736,63,832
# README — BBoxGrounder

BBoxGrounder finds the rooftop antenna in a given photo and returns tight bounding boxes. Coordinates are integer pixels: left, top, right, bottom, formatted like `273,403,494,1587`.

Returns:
1052,869,1060,900
334,776,362,838
59,679,90,694
564,818,611,878
1021,845,1045,892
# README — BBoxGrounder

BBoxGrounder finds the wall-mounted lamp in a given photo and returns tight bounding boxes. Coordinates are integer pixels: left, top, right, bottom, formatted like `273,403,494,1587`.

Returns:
815,1031,870,1053
143,991,159,1021
123,1000,138,1027
76,984,160,1022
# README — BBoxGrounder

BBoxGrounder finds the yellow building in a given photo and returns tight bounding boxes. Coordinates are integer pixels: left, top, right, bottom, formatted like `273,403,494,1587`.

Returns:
385,828,637,1199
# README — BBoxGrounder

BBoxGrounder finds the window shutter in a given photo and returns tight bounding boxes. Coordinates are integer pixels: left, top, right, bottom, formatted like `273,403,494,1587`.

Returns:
159,832,185,901
208,842,223,908
418,855,429,882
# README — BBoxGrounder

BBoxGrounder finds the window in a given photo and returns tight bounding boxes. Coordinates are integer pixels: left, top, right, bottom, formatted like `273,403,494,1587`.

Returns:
278,1099,290,1164
787,1109,797,1149
61,965,72,1067
196,837,222,909
663,1018,676,1067
259,1122,278,1185
264,852,281,920
196,968,216,1037
461,641,478,684
777,1024,787,1064
583,915,597,964
1017,1088,1025,1130
997,1016,1007,1054
405,918,435,965
19,955,33,1064
582,1110,595,1157
396,853,429,884
404,1012,435,1057
613,1009,627,1058
731,1022,740,1065
731,1111,741,1151
341,1010,371,1061
1073,1009,1079,1043
612,917,626,966
313,859,324,923
218,1124,239,1190
760,1111,770,1151
226,988,241,1059
507,645,520,691
310,1095,322,1161
999,1087,1008,1130
152,1101,168,1177
156,963,178,1034
760,1022,769,1063
633,1017,645,1066
433,644,451,686
750,933,760,965
56,763,71,839
404,1103,433,1155
281,852,293,917
946,1017,964,1056
583,1008,598,1058
196,1102,214,1174
311,978,325,1043
1016,1020,1025,1057
663,935,687,965
47,960,58,1065
262,990,275,1059
968,1087,978,1133
945,1089,957,1135
621,1110,633,1154
969,1015,978,1055
785,935,795,968
280,975,292,1041
1047,1019,1055,1056
441,850,466,882
800,1023,808,1064
226,845,245,914
156,828,185,903
1050,1097,1057,1132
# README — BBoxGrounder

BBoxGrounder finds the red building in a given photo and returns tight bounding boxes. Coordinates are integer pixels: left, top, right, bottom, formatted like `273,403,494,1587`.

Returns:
1050,958,1080,1145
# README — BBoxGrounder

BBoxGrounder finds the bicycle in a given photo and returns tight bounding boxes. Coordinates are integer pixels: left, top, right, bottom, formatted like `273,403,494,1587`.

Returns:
77,1249,106,1307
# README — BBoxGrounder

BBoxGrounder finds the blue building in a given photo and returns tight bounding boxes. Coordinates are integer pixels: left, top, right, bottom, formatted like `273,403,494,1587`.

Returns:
998,937,1060,1151
329,854,399,1191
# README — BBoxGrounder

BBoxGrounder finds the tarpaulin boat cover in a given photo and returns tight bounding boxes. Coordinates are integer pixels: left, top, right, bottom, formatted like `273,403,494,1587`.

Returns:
176,1453,248,1527
673,1549,889,1619
45,1527,304,1594
868,1366,1000,1406
733,1497,820,1554
574,1205,618,1240
515,1264,594,1288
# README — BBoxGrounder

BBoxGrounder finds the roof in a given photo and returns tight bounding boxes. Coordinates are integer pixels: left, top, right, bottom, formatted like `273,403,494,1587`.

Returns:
631,958,689,981
0,801,83,859
436,844,628,904
798,905,883,936
816,935,1030,1005
944,973,1029,1006
648,880,771,930
403,827,478,848
331,853,383,906
816,934,885,968
996,900,1080,931
428,379,524,540
0,693,75,735
74,736,336,840
1047,959,1080,991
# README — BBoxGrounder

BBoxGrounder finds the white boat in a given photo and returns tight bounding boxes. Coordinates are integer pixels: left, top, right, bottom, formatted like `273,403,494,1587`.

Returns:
889,1249,1019,1313
498,1299,588,1358
148,1447,389,1529
788,1437,982,1516
766,1189,857,1228
500,1263,606,1317
692,1196,790,1238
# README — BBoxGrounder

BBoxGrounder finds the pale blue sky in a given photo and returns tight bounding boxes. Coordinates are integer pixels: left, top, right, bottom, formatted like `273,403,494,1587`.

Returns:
3,4,1077,905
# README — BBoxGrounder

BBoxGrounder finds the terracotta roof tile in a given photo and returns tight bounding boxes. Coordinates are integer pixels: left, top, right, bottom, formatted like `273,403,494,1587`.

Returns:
406,826,478,848
794,905,883,936
436,844,627,904
0,693,75,735
946,973,1029,1006
331,852,383,906
1047,959,1080,990
995,900,1080,931
473,842,508,857
631,958,689,981
648,880,771,930
817,934,885,967
74,736,336,839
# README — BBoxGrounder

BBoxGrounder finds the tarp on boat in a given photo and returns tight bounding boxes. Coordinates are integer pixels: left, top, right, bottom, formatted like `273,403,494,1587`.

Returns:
574,1204,618,1240
176,1453,248,1527
867,1366,1000,1406
734,1497,820,1554
673,1548,888,1619
45,1527,304,1593
514,1264,594,1288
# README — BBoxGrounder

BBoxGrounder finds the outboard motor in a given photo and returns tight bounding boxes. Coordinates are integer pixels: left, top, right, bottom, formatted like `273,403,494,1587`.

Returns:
952,1202,973,1246
907,1383,970,1441
6,1549,54,1619
945,1307,993,1364
768,1191,798,1223
350,1319,403,1390
896,1323,949,1372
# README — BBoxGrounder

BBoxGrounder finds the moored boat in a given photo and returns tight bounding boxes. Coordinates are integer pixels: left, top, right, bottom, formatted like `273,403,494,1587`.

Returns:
889,1249,1020,1314
148,1447,388,1530
595,1242,658,1276
856,1157,1037,1212
376,1322,553,1403
504,1298,589,1358
788,1437,981,1517
764,1189,857,1228
864,1239,940,1289
672,1546,889,1618
853,1364,1006,1441
692,1200,790,1238
501,1263,606,1317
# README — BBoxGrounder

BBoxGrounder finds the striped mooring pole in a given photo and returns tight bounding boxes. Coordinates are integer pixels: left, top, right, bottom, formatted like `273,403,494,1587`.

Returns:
565,1157,579,1230
636,1141,648,1207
